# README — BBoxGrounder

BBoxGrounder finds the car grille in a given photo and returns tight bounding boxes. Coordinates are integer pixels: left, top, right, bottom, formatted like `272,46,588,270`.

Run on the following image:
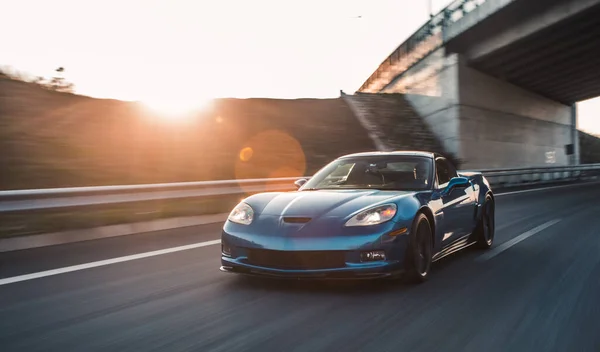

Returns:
282,217,311,224
246,249,346,270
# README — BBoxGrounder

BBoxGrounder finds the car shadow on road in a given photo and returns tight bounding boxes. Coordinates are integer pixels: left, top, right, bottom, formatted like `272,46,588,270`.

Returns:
224,275,404,295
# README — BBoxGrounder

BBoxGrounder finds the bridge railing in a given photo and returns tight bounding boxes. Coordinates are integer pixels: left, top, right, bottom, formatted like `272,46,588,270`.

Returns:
359,0,487,93
1,163,599,213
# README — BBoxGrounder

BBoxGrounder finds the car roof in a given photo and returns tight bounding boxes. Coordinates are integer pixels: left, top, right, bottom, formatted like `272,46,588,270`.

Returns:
338,151,436,159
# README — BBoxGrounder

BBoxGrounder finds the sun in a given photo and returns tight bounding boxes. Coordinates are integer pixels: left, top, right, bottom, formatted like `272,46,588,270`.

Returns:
141,94,212,120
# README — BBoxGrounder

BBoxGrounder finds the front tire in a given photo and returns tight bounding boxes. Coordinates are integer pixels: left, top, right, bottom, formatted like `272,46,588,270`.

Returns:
404,213,433,283
475,195,495,249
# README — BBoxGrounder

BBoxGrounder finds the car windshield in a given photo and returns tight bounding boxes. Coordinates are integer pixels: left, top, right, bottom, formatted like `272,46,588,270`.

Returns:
302,155,433,191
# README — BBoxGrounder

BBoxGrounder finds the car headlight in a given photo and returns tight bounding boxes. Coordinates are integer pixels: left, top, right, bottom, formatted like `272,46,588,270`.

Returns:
228,202,254,225
345,204,397,227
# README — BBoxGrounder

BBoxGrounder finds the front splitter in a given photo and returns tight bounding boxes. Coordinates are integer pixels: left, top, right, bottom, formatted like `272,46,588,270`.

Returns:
220,265,403,281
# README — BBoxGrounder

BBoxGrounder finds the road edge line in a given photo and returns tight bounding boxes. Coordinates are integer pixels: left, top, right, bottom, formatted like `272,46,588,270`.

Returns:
0,213,228,253
0,239,222,286
477,219,562,262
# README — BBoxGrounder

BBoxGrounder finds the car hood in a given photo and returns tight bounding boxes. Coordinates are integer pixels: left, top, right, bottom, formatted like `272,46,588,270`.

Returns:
227,190,422,244
252,189,415,219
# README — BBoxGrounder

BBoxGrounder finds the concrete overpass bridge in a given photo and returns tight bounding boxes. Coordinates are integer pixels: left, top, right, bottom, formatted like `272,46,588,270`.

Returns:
357,0,600,169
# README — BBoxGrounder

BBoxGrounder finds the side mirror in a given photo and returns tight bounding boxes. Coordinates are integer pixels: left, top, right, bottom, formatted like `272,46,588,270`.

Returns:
294,178,308,190
441,177,470,195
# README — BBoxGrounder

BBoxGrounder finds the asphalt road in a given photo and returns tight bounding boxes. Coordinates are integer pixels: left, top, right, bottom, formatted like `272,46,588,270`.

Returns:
1,183,599,352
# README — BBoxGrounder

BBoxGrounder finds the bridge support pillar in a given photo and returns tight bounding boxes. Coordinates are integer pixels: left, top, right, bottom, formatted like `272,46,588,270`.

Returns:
570,104,580,165
455,56,573,169
398,51,574,169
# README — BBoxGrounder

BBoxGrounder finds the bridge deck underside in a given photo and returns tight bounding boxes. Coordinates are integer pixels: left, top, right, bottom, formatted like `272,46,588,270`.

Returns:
468,3,600,104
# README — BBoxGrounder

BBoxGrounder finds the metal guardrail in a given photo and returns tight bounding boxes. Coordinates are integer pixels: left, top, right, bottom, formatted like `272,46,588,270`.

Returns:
0,177,300,213
359,0,487,92
0,184,292,213
464,163,600,187
0,177,300,198
1,164,599,213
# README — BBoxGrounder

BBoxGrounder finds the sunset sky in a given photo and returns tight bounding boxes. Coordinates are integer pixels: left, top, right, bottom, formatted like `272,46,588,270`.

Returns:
2,0,599,134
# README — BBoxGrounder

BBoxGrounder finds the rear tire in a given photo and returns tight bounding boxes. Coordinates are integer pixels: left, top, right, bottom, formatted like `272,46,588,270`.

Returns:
403,213,433,283
475,195,495,249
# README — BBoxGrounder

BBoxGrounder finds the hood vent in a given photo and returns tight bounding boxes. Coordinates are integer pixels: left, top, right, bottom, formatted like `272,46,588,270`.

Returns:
283,217,312,224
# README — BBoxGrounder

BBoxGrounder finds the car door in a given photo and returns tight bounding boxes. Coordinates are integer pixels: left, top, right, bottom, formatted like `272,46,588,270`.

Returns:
436,158,476,247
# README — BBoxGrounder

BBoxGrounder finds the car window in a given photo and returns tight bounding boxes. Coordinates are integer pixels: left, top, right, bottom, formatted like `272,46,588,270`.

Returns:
386,162,420,172
328,163,353,177
322,163,355,184
435,158,456,187
302,155,433,191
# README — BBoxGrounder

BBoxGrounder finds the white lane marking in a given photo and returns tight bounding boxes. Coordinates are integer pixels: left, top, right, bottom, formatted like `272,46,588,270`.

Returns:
0,239,221,286
477,219,561,261
495,182,598,197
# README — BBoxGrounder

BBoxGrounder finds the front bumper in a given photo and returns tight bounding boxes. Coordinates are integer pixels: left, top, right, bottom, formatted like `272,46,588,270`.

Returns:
220,227,409,280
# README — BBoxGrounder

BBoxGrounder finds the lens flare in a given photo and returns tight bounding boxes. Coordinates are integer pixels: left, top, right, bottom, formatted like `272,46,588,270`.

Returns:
235,130,306,193
239,147,254,162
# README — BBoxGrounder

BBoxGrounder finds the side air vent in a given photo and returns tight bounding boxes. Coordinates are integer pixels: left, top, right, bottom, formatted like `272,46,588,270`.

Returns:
283,217,312,224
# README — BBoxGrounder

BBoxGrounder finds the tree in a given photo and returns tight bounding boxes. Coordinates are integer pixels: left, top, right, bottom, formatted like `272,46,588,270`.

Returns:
33,76,45,85
49,66,75,93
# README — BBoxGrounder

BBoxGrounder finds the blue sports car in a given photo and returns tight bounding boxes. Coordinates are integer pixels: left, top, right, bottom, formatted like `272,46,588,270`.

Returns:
220,151,495,283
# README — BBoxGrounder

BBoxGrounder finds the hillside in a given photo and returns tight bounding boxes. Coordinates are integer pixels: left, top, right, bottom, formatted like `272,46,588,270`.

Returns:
2,76,598,191
0,78,374,190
